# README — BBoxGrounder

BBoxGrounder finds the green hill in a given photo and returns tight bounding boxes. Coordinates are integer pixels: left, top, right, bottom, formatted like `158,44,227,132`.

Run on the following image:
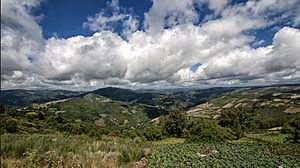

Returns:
41,93,149,127
85,87,190,117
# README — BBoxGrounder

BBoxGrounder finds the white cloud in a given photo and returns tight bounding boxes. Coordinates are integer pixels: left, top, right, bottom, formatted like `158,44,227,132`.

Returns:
1,0,43,76
174,27,300,84
264,27,300,74
83,0,139,38
143,0,199,34
207,0,228,14
1,0,300,89
35,32,128,81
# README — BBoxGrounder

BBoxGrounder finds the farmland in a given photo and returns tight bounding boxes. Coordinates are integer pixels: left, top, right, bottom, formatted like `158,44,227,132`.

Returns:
147,142,300,167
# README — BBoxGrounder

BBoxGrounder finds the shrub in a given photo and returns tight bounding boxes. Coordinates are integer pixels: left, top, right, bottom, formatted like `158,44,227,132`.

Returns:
283,115,300,142
186,119,235,143
121,129,143,139
38,112,45,120
3,118,18,133
161,109,186,138
143,125,163,141
0,104,5,114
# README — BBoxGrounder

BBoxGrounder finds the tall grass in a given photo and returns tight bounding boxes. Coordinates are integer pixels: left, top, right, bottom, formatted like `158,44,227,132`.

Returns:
1,133,147,168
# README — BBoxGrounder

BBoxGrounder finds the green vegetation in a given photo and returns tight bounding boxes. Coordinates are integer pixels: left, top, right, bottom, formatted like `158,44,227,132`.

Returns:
1,133,147,168
143,125,164,141
1,84,300,167
147,142,300,167
152,138,185,145
0,108,109,138
54,94,149,127
158,109,235,142
161,109,187,138
282,114,300,142
185,119,235,142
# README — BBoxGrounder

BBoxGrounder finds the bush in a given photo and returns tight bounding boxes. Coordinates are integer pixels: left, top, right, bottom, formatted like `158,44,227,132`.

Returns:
186,119,235,143
161,109,186,138
283,115,300,142
143,125,163,141
121,129,143,139
0,104,5,114
38,112,45,120
3,118,18,133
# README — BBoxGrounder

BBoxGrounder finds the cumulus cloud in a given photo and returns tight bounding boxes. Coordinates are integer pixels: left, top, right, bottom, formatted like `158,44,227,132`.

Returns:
264,27,300,74
1,0,300,90
175,27,300,84
83,0,139,38
1,0,43,76
143,0,199,34
36,31,130,82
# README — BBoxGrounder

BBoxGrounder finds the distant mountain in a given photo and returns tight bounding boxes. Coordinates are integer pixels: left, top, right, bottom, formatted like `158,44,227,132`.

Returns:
174,87,239,107
137,87,201,94
88,87,151,102
84,87,185,117
0,89,81,107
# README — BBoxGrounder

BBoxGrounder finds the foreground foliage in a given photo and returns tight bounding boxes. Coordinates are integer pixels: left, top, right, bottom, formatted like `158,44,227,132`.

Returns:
147,142,300,168
1,133,147,168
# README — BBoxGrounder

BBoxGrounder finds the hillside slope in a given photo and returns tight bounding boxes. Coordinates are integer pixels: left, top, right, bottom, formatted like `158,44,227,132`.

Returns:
186,85,300,128
42,93,149,127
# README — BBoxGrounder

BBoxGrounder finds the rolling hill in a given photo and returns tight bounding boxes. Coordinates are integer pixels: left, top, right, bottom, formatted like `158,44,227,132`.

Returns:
45,93,149,127
185,85,300,129
2,84,299,129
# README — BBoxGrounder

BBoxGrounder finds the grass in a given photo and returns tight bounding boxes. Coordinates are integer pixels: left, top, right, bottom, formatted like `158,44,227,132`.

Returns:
258,132,292,143
1,133,148,168
152,138,186,145
244,132,292,143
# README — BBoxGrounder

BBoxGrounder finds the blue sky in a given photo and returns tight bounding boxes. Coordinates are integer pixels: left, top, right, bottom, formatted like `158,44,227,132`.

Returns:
35,0,152,38
35,0,284,47
34,0,298,46
1,0,300,90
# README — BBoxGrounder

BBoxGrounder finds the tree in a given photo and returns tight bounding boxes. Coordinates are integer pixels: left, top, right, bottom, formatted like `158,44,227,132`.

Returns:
0,104,5,114
219,108,250,138
38,112,45,120
288,116,300,143
162,109,186,138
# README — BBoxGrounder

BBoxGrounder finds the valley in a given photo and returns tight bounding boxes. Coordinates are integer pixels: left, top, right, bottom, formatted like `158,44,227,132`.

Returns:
1,84,300,167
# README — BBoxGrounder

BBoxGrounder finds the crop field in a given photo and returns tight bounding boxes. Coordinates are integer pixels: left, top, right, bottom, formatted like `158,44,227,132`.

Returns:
146,142,300,168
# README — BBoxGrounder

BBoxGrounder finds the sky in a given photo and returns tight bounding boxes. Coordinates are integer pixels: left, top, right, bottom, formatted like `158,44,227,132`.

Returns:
1,0,300,90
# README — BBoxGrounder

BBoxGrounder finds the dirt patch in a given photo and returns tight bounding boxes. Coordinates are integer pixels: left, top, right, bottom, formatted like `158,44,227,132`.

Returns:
291,94,300,99
222,103,234,108
197,147,218,157
268,126,282,131
284,107,300,114
94,118,106,126
135,148,151,168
